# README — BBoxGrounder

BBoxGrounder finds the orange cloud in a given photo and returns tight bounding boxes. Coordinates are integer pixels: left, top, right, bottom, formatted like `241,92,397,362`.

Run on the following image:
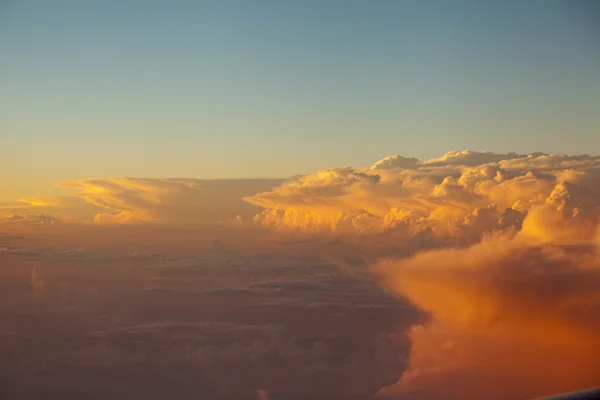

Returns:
57,177,283,224
0,196,103,222
2,149,600,398
242,151,600,397
245,151,600,238
0,177,283,224
373,208,600,399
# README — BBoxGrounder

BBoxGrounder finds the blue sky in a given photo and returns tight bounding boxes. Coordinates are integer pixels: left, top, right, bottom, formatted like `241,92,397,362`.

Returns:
1,0,599,195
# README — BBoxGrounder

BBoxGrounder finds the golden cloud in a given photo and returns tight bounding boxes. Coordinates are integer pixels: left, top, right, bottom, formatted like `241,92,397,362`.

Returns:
243,150,600,398
245,151,600,239
373,208,600,399
57,177,283,224
2,149,600,398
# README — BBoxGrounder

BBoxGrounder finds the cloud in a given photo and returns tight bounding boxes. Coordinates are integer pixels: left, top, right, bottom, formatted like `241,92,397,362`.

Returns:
370,150,538,170
2,178,283,224
3,149,600,398
0,237,419,399
0,214,64,225
371,154,420,170
373,207,600,399
0,196,103,222
246,151,600,238
241,150,600,398
56,177,283,224
421,150,531,167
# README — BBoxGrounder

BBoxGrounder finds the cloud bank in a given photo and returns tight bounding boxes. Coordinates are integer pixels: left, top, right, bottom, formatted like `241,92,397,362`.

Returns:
374,227,600,399
2,149,600,398
1,178,283,224
244,150,600,398
0,231,419,399
246,151,600,239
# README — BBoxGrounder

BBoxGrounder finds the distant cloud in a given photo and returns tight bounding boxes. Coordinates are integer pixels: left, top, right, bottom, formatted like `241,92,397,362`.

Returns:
371,154,420,170
421,150,531,167
0,214,64,225
58,177,283,224
0,196,103,222
0,241,417,399
370,150,534,170
246,150,600,239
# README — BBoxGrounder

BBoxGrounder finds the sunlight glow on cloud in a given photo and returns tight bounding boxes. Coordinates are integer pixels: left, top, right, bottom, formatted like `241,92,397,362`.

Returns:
245,151,600,239
2,149,600,398
0,178,283,224
243,150,600,398
58,177,283,224
373,224,600,399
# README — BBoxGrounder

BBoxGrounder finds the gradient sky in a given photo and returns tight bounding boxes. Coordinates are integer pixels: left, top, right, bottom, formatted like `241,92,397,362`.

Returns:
1,0,599,197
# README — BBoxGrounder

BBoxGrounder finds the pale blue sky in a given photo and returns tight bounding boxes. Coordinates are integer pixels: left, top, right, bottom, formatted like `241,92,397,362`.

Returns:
1,0,599,196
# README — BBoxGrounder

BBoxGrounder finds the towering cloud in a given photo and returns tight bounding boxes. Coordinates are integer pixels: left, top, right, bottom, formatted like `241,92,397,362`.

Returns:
373,216,600,399
245,151,600,240
244,150,600,398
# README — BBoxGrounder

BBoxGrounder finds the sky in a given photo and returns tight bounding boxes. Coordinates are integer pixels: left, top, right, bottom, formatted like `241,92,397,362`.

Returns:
1,0,599,198
2,3,600,398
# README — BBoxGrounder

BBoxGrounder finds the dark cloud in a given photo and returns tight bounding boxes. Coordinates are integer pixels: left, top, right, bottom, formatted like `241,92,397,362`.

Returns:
0,235,422,399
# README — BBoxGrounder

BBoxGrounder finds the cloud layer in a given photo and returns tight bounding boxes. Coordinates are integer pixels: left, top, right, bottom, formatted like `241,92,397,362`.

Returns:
2,149,600,398
0,228,419,399
1,178,283,224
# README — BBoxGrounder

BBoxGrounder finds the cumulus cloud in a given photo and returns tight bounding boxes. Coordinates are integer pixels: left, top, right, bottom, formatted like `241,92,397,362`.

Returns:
373,207,600,400
246,150,600,239
4,149,600,398
370,150,539,170
242,150,600,398
371,154,421,170
421,150,531,167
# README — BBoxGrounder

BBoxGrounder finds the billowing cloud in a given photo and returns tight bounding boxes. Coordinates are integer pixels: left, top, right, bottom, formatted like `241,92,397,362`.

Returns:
246,151,600,239
371,154,420,170
3,150,600,398
372,205,600,399
243,150,600,398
